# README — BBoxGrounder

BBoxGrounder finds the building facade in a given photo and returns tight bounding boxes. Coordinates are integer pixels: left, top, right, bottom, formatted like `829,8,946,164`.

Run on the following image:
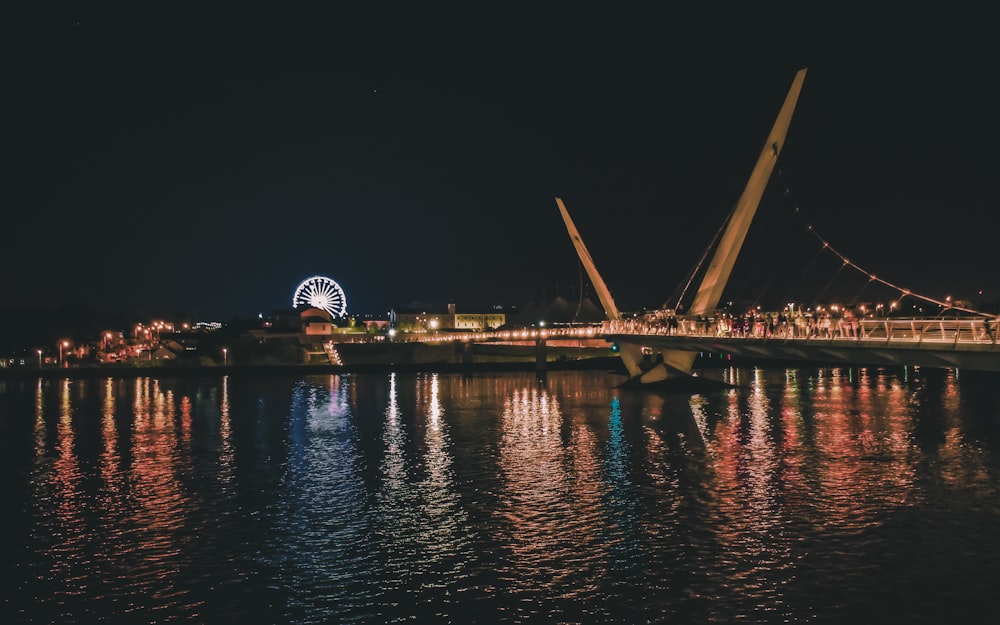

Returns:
392,303,506,333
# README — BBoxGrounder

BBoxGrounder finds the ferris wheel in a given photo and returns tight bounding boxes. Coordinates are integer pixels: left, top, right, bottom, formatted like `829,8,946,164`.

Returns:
292,275,348,317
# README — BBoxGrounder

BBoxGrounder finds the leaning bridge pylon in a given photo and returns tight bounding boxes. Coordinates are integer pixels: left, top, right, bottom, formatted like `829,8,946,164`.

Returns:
557,67,808,386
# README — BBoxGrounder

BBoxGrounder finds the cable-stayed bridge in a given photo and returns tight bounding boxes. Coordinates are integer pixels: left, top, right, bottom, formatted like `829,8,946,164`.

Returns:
411,311,1000,380
550,67,999,383
420,316,1000,373
411,68,997,382
554,68,997,382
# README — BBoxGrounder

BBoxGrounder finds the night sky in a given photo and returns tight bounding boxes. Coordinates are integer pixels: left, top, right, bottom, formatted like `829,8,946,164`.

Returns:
4,6,998,323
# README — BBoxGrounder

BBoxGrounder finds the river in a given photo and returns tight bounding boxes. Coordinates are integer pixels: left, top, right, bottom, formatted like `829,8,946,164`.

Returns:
1,366,999,624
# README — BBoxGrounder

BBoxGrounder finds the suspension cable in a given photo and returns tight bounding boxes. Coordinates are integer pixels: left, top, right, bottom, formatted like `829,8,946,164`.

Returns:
800,219,988,315
669,201,737,313
776,169,993,317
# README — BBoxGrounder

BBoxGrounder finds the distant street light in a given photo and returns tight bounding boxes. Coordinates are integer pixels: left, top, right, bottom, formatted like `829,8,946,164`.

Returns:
222,347,228,366
59,340,69,367
37,349,42,368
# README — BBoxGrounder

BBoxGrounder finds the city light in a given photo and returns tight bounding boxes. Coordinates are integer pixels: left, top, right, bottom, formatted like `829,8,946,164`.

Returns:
222,347,228,366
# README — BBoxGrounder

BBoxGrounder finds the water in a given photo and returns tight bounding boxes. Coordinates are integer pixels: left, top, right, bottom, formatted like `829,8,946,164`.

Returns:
2,366,1000,624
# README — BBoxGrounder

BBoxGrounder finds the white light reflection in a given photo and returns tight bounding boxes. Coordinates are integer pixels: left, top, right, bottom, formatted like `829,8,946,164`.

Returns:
218,375,234,490
53,378,83,531
273,373,368,604
745,368,780,533
688,394,713,457
99,377,122,502
382,372,405,483
705,367,794,617
33,378,45,457
935,370,986,487
413,374,471,568
374,371,422,564
496,382,607,596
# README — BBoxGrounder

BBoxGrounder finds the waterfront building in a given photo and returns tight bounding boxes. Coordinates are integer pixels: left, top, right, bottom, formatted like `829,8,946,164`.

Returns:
392,303,506,333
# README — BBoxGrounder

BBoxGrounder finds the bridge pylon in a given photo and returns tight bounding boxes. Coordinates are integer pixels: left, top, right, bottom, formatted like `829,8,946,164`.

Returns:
558,67,808,386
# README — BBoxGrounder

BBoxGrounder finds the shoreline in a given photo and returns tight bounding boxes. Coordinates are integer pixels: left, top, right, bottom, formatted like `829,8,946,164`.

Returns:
0,357,629,380
4,354,973,382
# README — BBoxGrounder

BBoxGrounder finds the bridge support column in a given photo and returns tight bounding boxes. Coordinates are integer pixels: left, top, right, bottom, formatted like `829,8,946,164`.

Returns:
535,338,547,373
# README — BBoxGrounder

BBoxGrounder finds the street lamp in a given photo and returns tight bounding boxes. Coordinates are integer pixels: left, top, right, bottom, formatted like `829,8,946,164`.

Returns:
222,347,228,366
59,340,69,367
37,349,42,368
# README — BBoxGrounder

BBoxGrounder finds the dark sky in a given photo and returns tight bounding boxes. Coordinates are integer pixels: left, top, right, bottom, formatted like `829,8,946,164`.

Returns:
4,6,998,320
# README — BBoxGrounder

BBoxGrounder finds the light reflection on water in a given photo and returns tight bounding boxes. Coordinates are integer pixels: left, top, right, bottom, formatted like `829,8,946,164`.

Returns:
2,367,1000,624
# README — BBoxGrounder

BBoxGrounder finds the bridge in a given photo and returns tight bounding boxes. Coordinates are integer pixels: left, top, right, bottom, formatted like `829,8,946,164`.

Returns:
417,315,1000,373
552,67,1000,383
427,68,1000,380
602,316,1000,373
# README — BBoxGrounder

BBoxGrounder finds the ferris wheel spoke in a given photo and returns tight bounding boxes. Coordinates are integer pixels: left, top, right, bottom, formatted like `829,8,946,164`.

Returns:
292,275,348,317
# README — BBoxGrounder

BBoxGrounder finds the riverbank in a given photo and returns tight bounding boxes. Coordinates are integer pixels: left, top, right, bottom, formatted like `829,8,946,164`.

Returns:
0,356,630,381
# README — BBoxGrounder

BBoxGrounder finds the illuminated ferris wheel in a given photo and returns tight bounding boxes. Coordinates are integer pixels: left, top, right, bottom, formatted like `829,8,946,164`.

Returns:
292,275,348,317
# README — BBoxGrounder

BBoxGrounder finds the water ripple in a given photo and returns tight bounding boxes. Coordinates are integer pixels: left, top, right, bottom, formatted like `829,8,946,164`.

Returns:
3,369,1000,623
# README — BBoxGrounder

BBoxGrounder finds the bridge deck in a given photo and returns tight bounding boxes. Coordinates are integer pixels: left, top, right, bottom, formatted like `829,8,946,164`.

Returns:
605,318,1000,372
418,317,1000,372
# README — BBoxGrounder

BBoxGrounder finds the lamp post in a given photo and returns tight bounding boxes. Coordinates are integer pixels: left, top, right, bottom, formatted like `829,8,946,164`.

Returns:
37,349,42,369
222,347,228,367
59,340,69,367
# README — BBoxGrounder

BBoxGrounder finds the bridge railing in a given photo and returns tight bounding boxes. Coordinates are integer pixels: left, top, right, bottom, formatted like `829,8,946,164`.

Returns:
856,318,996,345
603,316,998,346
417,326,603,343
407,317,998,348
